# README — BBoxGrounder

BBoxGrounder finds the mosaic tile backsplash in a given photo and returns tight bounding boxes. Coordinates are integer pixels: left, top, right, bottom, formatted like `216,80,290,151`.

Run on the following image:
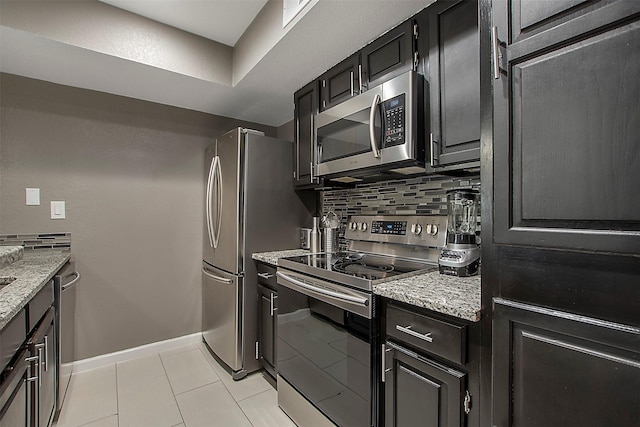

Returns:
0,233,71,250
321,174,481,250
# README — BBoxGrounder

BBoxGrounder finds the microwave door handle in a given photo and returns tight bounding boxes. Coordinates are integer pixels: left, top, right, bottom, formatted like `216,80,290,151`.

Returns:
369,94,381,158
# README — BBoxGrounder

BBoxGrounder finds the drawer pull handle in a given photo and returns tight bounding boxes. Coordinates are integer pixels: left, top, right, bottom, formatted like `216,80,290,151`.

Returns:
258,272,274,280
396,325,433,342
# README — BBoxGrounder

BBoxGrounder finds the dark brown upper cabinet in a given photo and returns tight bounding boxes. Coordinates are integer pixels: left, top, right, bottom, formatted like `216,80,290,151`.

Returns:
361,20,416,92
293,80,322,189
318,53,360,112
492,0,640,255
426,0,480,170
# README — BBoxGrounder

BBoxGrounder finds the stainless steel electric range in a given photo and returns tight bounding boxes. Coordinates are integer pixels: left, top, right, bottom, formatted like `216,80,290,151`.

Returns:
276,215,448,427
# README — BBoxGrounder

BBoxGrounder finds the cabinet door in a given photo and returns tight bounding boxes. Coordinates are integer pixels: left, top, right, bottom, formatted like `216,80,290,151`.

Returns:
492,0,640,254
293,81,321,188
29,309,55,427
385,342,466,427
428,0,480,168
492,299,640,427
361,20,415,91
258,285,276,373
38,317,55,427
319,53,360,111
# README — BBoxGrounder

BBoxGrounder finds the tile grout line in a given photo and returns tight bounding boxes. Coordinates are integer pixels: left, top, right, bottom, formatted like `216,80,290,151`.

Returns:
235,386,273,404
158,350,187,427
114,362,120,427
76,414,118,427
193,344,255,425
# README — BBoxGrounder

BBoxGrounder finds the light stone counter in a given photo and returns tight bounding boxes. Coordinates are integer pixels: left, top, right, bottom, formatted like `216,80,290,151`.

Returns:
0,246,24,269
252,249,310,267
0,250,70,330
374,271,481,322
253,249,481,322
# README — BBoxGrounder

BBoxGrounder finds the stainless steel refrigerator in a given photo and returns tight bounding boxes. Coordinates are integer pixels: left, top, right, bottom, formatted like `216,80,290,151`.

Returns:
202,127,312,380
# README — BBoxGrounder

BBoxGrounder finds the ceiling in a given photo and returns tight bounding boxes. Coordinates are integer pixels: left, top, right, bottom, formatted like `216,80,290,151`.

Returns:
98,0,269,47
0,0,434,127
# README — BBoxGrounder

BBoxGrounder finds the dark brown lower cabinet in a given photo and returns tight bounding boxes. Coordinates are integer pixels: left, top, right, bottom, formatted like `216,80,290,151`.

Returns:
383,302,478,427
492,298,640,427
257,263,278,378
384,342,467,427
29,308,56,427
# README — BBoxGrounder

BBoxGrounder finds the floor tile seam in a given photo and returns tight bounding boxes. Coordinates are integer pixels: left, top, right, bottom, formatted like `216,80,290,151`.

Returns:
236,388,295,427
114,362,120,420
219,376,271,404
158,350,188,426
160,347,222,396
76,414,118,427
115,357,166,396
235,386,273,404
172,379,226,397
174,382,253,427
221,385,255,427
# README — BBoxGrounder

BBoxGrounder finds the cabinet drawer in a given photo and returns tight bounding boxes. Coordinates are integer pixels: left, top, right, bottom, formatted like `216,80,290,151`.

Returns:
386,304,466,365
257,263,277,289
0,310,26,374
28,280,54,331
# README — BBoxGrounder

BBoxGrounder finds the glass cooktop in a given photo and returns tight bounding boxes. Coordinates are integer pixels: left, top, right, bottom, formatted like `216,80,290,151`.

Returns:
278,252,438,291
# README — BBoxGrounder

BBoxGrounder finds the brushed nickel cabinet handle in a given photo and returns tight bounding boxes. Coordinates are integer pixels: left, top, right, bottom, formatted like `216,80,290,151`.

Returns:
492,26,500,80
430,133,439,167
396,324,433,342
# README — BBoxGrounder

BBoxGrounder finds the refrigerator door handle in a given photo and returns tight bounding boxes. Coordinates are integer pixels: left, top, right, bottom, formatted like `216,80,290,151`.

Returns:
212,156,223,249
206,156,216,248
202,267,233,284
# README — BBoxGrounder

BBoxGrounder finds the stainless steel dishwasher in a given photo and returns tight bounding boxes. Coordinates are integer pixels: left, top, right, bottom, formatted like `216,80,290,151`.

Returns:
53,260,80,419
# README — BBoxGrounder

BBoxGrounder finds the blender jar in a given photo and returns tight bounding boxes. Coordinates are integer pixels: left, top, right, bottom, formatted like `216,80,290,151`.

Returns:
446,190,479,245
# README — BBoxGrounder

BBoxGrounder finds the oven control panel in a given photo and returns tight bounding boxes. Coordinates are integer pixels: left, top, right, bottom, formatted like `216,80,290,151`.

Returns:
371,220,407,235
346,215,448,249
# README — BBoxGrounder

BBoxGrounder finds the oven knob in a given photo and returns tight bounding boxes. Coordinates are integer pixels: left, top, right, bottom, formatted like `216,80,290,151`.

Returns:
425,224,433,234
359,222,368,231
349,222,357,230
430,224,439,235
411,224,422,235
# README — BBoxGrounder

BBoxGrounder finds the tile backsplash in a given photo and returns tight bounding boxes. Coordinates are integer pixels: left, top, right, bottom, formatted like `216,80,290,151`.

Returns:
0,233,71,250
321,173,481,250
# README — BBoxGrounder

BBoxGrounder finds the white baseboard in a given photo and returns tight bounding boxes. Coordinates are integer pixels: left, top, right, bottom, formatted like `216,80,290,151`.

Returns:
73,332,202,373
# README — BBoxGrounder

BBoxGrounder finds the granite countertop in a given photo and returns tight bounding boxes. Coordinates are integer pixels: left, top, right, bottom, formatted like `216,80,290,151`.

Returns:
253,249,481,322
0,246,24,269
374,271,481,322
0,249,71,330
252,249,310,266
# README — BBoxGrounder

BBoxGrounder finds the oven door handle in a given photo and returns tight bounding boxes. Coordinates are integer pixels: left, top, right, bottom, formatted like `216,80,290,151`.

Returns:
276,271,369,306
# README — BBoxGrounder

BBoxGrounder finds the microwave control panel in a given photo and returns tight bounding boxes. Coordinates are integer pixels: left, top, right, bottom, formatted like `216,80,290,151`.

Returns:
383,94,406,146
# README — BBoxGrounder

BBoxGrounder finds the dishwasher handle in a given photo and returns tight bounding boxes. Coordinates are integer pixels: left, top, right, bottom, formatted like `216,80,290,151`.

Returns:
61,271,81,291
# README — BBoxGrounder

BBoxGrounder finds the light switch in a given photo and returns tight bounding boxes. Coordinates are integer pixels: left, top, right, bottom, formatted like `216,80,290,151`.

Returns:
26,188,40,206
51,201,66,219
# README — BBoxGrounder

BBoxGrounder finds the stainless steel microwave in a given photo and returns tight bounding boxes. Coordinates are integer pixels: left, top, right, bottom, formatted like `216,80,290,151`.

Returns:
314,70,426,182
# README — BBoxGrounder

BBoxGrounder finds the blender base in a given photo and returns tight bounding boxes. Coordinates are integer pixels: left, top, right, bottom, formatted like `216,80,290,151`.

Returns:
439,259,480,277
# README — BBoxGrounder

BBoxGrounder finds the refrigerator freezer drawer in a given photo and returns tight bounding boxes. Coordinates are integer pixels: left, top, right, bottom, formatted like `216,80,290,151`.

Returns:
202,263,242,373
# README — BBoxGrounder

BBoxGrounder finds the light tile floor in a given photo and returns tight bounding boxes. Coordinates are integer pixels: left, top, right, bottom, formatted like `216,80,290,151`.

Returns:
54,341,297,427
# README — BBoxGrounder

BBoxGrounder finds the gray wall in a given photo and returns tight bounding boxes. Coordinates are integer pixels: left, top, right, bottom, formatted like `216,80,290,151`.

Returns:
0,73,275,360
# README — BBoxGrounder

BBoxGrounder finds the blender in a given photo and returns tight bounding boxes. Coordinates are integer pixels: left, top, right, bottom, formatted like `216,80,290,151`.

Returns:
439,189,480,276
